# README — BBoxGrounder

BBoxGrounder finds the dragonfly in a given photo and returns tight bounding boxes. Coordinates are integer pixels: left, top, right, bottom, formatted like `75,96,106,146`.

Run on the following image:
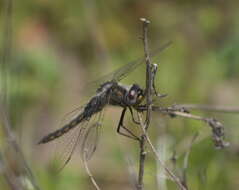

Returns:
38,42,171,169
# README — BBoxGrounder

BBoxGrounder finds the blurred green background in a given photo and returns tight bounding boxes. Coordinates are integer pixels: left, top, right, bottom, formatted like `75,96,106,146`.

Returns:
1,0,239,189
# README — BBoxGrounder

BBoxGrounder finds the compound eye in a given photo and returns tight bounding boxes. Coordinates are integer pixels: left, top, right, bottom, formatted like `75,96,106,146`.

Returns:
129,90,136,99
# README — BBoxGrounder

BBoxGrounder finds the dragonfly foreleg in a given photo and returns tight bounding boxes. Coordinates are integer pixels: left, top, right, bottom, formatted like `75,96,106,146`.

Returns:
129,107,140,125
151,63,167,98
151,63,159,96
117,107,140,141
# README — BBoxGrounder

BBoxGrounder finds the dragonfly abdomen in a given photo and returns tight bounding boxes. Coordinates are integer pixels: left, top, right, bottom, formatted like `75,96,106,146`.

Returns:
38,114,85,144
38,89,109,144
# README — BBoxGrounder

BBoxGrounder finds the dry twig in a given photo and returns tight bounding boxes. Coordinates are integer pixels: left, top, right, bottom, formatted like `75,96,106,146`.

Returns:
136,18,152,190
134,18,232,190
137,105,229,149
176,104,239,113
181,133,198,189
83,151,101,190
136,18,189,190
0,0,41,189
137,112,187,190
136,18,188,190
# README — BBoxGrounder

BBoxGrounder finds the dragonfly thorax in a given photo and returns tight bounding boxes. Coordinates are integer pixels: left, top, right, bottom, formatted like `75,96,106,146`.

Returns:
106,82,144,107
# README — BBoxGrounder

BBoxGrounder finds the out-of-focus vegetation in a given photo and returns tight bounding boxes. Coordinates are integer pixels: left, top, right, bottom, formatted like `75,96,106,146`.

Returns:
1,0,239,190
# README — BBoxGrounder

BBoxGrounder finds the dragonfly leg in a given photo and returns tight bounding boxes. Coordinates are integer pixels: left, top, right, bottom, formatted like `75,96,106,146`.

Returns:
129,106,140,125
151,63,158,96
117,108,140,141
151,64,167,98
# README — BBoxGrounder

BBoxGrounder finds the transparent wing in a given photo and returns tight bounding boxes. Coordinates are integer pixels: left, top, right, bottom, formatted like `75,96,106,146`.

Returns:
59,105,85,126
111,41,172,82
80,110,104,161
46,109,103,171
87,41,172,89
49,117,88,171
41,105,86,170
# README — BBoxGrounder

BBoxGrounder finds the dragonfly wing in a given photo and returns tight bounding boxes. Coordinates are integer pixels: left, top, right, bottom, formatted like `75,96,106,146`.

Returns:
80,121,101,161
46,110,103,171
39,104,86,170
86,41,172,90
49,119,89,171
113,41,172,82
80,110,104,161
59,105,85,127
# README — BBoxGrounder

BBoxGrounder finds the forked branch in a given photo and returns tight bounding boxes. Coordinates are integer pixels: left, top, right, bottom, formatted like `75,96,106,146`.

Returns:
135,17,231,190
136,18,187,190
83,151,101,190
137,112,187,190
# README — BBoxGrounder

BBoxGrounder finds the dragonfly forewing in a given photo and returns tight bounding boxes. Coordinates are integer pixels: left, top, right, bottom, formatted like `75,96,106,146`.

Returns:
87,41,172,90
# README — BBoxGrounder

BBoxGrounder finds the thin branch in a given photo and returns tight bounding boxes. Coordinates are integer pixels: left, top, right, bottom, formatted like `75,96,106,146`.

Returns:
1,0,12,107
0,151,24,190
137,112,187,190
83,151,101,190
169,111,229,149
140,17,152,128
137,105,229,149
136,18,153,190
0,104,42,190
137,135,147,190
0,0,41,189
182,133,198,189
177,104,239,113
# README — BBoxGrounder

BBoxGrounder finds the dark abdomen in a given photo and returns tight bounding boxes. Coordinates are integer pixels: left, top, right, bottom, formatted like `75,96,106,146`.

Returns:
38,113,85,144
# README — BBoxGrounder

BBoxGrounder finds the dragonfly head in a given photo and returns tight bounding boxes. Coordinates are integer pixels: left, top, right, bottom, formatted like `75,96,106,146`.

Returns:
125,84,144,106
